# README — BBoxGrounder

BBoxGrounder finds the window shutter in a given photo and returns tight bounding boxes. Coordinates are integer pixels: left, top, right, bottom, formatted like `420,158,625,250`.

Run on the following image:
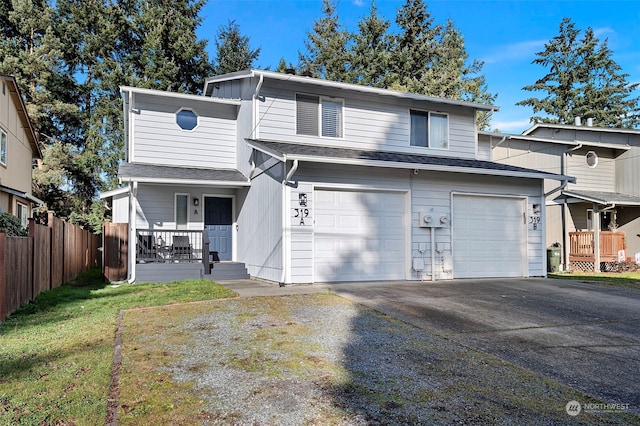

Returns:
296,94,319,136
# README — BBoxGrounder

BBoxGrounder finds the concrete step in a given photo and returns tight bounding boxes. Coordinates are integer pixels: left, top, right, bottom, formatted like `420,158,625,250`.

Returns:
208,262,250,281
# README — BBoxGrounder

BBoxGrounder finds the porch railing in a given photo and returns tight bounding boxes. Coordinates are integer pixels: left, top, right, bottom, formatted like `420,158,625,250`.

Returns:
569,231,626,262
136,229,208,264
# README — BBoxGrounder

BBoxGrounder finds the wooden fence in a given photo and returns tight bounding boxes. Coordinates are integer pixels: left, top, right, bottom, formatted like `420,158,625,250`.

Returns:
0,212,101,321
103,222,128,283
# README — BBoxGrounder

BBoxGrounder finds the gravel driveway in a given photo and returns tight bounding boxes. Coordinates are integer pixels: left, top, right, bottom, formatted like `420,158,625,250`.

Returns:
118,292,636,425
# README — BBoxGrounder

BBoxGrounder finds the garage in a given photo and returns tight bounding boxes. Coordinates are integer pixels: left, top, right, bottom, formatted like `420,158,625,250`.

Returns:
314,189,406,282
452,194,526,278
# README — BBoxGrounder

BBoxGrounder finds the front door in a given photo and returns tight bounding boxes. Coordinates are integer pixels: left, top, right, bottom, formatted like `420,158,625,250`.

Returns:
205,197,233,261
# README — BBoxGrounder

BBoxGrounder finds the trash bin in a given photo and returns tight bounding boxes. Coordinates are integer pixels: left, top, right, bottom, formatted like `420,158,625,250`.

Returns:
547,244,561,273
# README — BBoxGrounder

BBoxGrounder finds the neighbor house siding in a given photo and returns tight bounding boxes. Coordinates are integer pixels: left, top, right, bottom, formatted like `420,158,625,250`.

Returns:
256,82,478,160
0,84,34,194
616,146,640,197
131,93,237,169
236,157,284,282
565,150,615,192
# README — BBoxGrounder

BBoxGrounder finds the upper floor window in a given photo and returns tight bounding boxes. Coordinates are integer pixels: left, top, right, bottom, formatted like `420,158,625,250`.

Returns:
410,110,449,149
0,128,7,166
296,94,343,138
176,109,198,131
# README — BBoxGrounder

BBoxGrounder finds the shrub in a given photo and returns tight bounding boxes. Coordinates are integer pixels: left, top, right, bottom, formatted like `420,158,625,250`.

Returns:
0,212,28,236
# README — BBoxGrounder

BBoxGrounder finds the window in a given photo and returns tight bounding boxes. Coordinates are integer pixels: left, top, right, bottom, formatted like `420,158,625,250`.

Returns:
176,109,198,131
296,94,343,138
410,110,449,149
586,151,598,168
0,128,7,166
175,194,188,229
17,202,27,228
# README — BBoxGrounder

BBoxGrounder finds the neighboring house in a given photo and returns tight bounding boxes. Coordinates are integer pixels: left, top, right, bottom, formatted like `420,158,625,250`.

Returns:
483,120,640,271
0,75,42,228
102,69,571,284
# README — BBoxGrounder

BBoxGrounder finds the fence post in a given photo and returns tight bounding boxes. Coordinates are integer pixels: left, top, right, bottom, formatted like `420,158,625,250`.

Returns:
0,233,6,321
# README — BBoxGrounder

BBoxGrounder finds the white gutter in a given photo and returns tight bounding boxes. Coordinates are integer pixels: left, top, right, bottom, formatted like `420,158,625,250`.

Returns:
284,159,299,185
252,74,264,140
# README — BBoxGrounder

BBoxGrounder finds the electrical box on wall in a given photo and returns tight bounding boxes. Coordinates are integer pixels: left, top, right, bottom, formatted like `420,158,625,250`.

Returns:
419,209,449,228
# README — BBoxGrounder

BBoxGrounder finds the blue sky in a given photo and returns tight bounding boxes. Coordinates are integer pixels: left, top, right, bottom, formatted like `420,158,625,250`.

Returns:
199,1,640,133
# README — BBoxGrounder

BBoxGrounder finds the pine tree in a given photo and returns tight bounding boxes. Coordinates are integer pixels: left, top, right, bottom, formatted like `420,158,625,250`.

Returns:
213,20,261,75
517,17,639,127
349,1,392,87
299,0,351,81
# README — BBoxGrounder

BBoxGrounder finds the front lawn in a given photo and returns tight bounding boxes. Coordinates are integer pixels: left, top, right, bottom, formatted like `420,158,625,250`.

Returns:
549,271,640,290
0,269,236,425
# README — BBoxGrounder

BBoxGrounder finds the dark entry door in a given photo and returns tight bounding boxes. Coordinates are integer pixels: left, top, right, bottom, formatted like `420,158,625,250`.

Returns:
205,197,233,261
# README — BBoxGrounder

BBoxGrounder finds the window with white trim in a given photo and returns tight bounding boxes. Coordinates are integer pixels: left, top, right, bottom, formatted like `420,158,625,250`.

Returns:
0,128,7,166
296,94,343,138
410,110,449,149
17,202,27,228
176,109,198,131
175,193,188,229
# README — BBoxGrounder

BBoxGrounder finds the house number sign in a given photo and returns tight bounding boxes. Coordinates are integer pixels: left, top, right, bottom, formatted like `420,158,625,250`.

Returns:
292,192,312,226
529,214,541,230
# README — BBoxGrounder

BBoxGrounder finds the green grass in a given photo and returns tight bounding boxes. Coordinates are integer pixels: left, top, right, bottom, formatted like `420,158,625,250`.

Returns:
0,268,236,425
549,271,640,290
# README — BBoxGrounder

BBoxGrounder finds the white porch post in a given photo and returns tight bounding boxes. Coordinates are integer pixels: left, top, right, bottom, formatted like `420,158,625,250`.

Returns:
593,203,600,272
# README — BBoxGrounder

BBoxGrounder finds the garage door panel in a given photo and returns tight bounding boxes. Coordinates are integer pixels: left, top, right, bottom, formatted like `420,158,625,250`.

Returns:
314,190,405,282
453,195,524,279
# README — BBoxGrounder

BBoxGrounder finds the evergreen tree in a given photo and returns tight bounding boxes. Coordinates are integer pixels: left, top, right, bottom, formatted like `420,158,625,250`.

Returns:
349,1,392,88
299,0,351,81
213,20,261,75
517,17,639,127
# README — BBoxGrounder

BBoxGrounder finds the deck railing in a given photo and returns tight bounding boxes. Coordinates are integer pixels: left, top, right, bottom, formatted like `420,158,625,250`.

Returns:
569,231,626,262
136,229,207,264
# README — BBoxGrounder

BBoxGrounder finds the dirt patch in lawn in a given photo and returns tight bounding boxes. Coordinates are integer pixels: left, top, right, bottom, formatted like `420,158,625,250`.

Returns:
116,293,636,425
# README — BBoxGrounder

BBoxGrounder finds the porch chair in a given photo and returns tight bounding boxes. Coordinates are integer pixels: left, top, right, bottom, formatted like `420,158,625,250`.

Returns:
171,235,193,261
137,234,157,262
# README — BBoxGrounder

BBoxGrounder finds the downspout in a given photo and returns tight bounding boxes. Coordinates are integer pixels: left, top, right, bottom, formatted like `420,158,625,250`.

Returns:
252,73,264,140
280,159,299,286
128,180,138,283
492,135,511,148
556,143,582,269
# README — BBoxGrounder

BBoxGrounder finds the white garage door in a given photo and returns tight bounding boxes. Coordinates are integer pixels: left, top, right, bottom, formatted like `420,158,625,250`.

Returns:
453,195,525,278
314,190,406,282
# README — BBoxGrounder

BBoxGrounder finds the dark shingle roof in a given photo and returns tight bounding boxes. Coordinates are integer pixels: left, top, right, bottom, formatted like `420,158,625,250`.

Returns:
248,139,572,181
563,190,640,206
118,163,248,183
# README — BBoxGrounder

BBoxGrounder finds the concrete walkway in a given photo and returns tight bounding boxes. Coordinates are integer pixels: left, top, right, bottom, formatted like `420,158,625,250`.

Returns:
219,277,640,416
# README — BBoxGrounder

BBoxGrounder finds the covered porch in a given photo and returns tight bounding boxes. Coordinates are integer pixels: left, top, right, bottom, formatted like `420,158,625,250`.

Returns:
568,231,626,271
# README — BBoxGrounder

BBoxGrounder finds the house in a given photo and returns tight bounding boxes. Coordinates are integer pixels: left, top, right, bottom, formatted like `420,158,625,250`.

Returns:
0,75,42,228
103,69,572,284
482,119,640,272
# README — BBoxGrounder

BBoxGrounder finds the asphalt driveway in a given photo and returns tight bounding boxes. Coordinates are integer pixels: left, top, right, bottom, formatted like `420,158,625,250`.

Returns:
317,278,640,416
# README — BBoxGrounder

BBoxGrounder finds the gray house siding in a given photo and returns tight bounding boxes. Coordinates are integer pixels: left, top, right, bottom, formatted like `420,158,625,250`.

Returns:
616,146,640,197
565,149,616,192
236,154,284,282
131,93,237,169
256,82,478,160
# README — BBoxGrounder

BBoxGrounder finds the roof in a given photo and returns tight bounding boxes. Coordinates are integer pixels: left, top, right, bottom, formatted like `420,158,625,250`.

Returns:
120,86,241,107
523,123,640,137
247,139,574,182
99,186,130,199
204,69,498,112
0,75,41,158
562,190,640,206
479,131,631,151
118,163,250,186
0,184,44,205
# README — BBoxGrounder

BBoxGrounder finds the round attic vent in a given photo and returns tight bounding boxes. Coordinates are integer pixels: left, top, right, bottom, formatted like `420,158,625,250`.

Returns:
585,151,598,168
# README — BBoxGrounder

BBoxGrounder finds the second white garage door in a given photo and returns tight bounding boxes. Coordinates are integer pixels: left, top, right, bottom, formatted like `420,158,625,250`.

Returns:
452,194,526,278
314,189,406,282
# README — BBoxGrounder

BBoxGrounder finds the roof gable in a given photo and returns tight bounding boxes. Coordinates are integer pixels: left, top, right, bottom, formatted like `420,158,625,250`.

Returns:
0,75,41,158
